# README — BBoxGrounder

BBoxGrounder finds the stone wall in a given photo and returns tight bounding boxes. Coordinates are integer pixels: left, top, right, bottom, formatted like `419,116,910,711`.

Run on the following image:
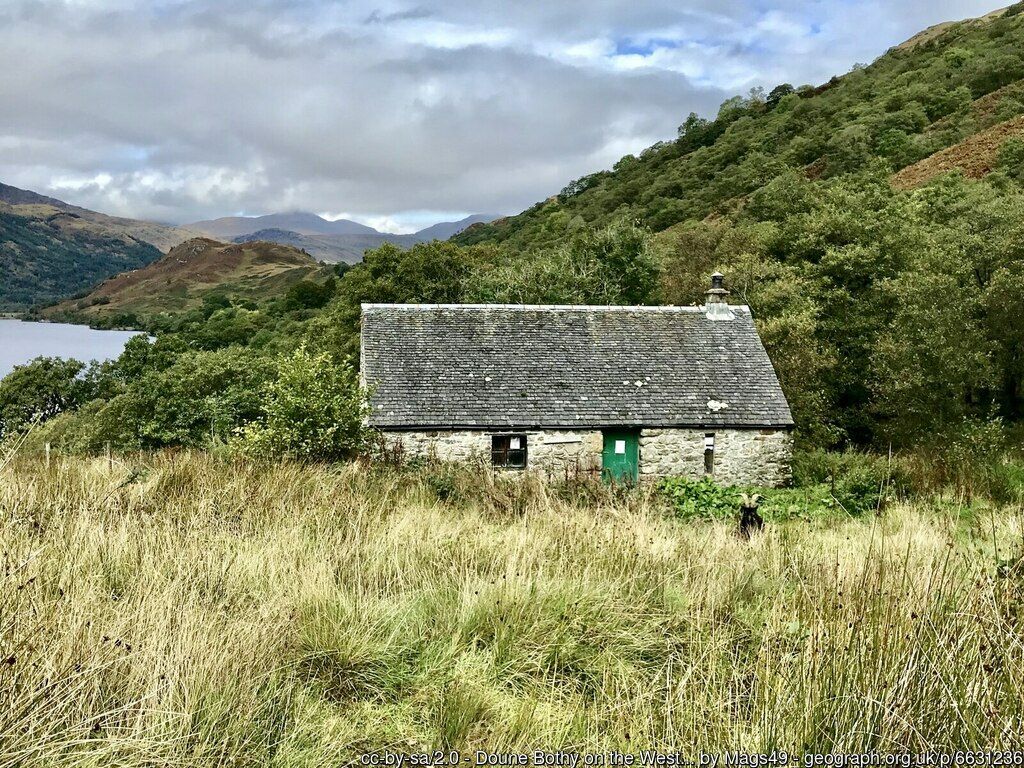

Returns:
385,426,792,486
388,429,603,478
640,427,792,486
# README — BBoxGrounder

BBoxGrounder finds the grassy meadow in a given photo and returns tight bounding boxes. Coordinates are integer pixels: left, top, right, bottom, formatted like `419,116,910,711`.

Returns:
1,452,1023,764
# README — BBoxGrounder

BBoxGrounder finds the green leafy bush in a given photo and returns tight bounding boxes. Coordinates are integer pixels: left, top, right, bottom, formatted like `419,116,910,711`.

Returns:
283,277,336,311
793,449,905,515
916,418,1021,503
0,357,93,438
752,486,832,521
232,346,370,462
998,138,1024,181
657,477,741,521
658,473,883,523
424,465,465,504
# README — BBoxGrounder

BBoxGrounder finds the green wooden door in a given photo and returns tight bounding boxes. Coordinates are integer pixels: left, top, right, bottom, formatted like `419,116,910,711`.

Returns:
602,429,639,483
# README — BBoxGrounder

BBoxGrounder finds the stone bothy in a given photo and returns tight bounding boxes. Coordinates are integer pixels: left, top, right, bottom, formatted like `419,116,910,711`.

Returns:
360,279,794,486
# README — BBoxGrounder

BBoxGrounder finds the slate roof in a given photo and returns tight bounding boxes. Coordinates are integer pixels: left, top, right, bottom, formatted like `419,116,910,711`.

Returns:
360,304,794,430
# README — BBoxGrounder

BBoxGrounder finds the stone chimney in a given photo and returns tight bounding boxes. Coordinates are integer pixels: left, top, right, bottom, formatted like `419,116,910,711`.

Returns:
704,272,735,320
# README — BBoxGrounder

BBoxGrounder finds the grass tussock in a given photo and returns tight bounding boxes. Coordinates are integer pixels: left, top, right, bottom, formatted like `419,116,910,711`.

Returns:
1,453,1023,764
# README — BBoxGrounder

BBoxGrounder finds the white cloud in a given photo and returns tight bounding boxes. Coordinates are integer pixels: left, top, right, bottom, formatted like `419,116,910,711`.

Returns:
562,39,617,61
320,211,417,234
51,172,113,192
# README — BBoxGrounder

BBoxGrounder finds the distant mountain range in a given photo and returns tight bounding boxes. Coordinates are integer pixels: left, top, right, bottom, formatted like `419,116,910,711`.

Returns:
0,180,499,309
189,211,379,239
230,229,418,264
190,212,498,263
413,214,498,241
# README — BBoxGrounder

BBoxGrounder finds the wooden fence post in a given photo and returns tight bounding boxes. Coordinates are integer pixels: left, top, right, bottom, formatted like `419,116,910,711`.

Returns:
45,442,50,469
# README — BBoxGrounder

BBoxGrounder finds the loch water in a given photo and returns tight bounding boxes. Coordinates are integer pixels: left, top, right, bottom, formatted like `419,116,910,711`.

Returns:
0,319,144,378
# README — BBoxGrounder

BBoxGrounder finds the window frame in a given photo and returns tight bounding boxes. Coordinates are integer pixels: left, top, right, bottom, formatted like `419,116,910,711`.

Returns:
491,433,528,469
704,433,715,476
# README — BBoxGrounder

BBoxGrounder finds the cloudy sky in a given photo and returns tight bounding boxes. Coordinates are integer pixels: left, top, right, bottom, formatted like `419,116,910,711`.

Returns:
0,0,1004,232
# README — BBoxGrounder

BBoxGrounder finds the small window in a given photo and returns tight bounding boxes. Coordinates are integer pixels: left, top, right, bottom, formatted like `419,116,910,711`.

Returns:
491,434,528,469
704,433,715,475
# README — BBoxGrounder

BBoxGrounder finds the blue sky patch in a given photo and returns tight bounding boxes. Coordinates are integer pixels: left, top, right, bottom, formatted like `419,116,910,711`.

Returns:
614,37,681,57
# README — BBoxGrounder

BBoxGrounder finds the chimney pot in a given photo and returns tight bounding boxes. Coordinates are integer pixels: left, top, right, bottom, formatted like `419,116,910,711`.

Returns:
704,272,734,320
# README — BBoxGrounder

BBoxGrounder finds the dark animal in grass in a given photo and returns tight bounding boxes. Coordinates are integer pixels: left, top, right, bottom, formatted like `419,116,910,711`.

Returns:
738,493,764,540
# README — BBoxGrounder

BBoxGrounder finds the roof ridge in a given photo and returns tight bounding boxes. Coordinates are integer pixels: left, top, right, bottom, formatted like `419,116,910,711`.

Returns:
361,303,750,312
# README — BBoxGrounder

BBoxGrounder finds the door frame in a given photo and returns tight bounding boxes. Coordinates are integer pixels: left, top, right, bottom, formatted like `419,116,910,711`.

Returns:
601,428,640,484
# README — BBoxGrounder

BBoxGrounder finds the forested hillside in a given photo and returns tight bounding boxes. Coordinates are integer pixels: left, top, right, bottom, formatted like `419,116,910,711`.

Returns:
0,205,164,311
456,5,1024,247
0,183,201,310
0,183,198,252
442,4,1024,448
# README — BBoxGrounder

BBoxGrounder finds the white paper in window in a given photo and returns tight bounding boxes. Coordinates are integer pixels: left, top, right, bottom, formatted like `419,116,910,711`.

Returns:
614,440,626,454
510,437,521,449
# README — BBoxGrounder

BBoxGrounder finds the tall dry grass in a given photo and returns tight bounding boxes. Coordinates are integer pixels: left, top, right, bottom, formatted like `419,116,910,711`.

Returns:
1,452,1023,765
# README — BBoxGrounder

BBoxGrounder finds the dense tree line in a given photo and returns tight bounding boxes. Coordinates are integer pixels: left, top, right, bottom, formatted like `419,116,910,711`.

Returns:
657,168,1024,448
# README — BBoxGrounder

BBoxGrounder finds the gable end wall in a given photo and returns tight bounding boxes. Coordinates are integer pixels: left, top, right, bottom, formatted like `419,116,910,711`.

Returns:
639,428,791,486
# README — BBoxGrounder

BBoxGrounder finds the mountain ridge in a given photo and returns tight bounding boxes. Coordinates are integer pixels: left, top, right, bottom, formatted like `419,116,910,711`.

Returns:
208,212,501,263
0,178,499,308
189,211,379,239
231,229,419,264
0,182,206,310
0,182,200,252
414,214,499,241
0,204,165,312
190,210,499,241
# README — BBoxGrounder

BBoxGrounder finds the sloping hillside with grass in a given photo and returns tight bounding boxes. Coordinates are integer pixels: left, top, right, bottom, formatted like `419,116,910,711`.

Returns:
892,113,1024,187
44,238,332,325
455,4,1024,249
